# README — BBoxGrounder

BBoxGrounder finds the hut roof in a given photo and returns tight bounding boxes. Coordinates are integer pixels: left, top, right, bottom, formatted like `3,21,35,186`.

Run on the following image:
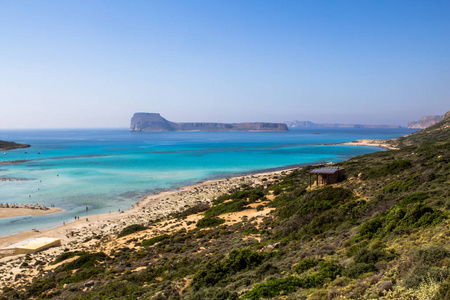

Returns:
310,166,344,174
1,237,61,252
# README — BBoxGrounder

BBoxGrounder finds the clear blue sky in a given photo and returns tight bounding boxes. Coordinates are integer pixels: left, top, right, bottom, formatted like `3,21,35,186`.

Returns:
1,0,449,128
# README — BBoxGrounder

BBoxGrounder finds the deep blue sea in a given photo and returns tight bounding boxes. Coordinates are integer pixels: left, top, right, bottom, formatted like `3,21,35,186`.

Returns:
0,128,414,236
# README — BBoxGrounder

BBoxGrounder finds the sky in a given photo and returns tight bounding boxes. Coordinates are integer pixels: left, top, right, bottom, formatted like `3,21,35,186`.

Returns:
0,0,449,128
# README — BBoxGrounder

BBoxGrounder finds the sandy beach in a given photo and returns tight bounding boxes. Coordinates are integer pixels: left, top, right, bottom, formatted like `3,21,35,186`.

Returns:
0,207,63,219
338,139,398,150
0,168,293,288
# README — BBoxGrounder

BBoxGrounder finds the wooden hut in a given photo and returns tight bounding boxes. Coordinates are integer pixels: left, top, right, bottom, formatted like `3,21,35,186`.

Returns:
310,166,345,186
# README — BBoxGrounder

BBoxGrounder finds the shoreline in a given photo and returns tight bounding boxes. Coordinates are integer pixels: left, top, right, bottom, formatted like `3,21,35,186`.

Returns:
0,207,63,219
329,139,398,150
0,166,296,250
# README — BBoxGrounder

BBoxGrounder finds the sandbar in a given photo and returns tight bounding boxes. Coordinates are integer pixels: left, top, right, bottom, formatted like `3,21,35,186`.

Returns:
0,207,63,219
337,139,398,150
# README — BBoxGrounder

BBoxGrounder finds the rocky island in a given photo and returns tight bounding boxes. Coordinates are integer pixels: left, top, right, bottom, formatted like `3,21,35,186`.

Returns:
130,113,288,132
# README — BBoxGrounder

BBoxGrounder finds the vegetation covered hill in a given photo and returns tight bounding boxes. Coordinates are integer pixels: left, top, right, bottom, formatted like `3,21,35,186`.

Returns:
1,114,449,300
388,110,450,148
0,140,30,151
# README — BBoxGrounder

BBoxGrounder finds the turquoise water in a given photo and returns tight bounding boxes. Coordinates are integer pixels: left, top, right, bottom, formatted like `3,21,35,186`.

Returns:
0,128,414,236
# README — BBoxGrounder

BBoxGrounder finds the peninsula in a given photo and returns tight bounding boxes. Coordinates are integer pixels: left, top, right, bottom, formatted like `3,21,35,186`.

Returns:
130,113,288,132
0,140,30,151
286,120,401,129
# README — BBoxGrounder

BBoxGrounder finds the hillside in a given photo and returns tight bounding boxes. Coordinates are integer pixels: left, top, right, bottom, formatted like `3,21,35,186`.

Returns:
389,110,450,147
408,115,443,129
130,113,288,132
1,115,449,299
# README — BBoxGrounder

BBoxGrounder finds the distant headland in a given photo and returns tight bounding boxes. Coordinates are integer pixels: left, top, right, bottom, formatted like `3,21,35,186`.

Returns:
285,120,401,129
407,115,443,129
0,140,30,151
130,113,288,132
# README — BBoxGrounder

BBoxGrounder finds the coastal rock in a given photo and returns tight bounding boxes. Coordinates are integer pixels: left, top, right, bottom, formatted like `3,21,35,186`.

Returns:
407,115,444,129
130,113,288,132
286,120,401,129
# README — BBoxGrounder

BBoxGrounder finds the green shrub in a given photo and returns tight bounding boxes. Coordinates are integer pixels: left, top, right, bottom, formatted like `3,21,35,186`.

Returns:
399,192,429,206
196,216,225,228
214,189,265,205
294,258,319,274
343,262,377,278
59,252,107,271
242,261,341,299
353,248,395,264
142,234,171,247
437,277,450,300
240,276,304,300
206,199,248,217
363,160,412,179
417,245,450,265
191,248,264,289
118,224,147,238
299,187,353,215
403,265,450,289
61,267,105,284
51,251,86,265
185,287,239,300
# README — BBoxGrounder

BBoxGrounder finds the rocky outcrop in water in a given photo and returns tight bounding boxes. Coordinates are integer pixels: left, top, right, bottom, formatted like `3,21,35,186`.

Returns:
130,113,288,132
407,115,443,129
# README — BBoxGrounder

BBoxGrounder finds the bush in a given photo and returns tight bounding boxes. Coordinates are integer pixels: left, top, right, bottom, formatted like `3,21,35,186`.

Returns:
51,251,86,265
343,262,377,278
353,248,395,265
174,203,210,218
402,265,450,289
417,245,450,265
437,277,450,300
61,267,105,284
196,216,225,228
118,224,147,238
142,234,171,247
242,261,342,299
363,160,412,179
184,287,239,300
213,189,265,205
191,248,264,289
241,276,304,300
294,258,319,274
59,252,107,271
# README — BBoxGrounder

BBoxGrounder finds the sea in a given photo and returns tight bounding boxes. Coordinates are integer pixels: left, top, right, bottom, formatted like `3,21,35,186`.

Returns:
0,128,415,237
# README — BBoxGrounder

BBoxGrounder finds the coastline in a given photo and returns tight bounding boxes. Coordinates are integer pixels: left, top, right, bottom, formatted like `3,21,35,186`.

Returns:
0,166,297,288
331,139,398,150
0,167,294,250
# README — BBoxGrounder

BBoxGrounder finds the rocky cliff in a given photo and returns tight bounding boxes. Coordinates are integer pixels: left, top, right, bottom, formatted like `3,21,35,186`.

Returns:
407,115,443,129
130,113,288,132
286,120,401,129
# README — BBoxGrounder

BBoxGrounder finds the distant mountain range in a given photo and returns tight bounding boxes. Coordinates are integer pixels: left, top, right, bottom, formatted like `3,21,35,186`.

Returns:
285,120,401,129
130,113,288,132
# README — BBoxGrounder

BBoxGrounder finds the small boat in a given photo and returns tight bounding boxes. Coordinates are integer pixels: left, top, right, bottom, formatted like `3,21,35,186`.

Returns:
3,152,6,155
38,152,41,154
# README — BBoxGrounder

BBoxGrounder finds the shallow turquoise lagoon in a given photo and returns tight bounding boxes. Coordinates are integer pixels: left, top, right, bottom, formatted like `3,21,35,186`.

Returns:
0,128,414,236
